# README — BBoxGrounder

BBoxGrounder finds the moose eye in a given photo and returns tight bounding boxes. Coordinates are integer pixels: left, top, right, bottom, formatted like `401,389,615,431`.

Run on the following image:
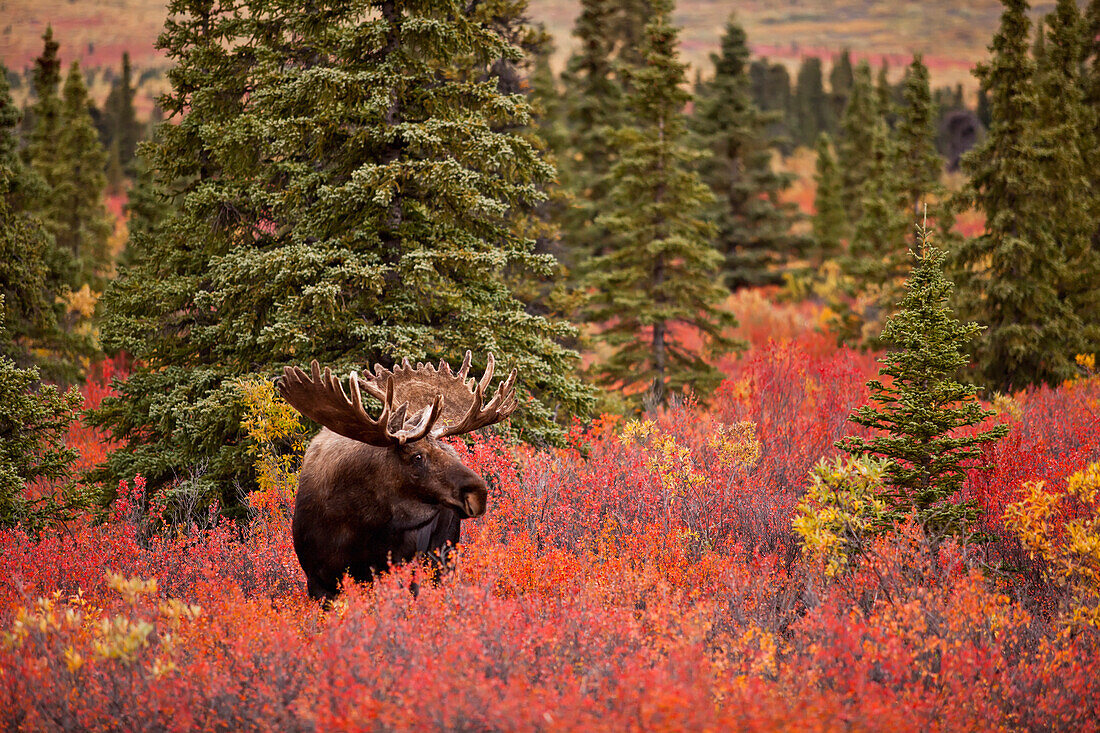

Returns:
412,453,424,463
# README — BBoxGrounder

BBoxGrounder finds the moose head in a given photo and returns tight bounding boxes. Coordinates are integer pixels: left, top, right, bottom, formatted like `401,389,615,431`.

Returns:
277,352,517,600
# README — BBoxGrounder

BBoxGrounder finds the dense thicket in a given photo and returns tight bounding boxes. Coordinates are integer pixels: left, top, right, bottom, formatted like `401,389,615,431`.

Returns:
90,0,593,504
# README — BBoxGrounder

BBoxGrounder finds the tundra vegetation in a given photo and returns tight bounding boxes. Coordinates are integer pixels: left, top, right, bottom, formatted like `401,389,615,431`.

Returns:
2,0,1100,727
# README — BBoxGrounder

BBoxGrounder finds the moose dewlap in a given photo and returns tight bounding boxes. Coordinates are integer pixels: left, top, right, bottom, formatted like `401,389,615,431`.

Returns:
277,352,518,600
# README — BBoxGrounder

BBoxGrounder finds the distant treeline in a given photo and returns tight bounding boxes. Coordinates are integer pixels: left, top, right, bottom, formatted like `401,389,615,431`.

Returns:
746,51,985,159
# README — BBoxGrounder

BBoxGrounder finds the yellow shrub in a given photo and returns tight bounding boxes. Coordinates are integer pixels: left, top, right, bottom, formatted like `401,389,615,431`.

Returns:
1004,461,1100,630
794,455,890,577
237,379,311,515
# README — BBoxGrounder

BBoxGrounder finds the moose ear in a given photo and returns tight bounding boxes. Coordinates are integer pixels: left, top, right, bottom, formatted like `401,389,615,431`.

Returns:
387,402,409,433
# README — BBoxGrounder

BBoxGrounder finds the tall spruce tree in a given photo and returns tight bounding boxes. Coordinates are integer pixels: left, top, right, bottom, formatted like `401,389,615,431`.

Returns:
896,55,943,219
1036,0,1100,353
27,27,62,209
794,56,828,146
102,52,142,175
749,58,794,148
829,49,855,129
954,0,1081,391
876,62,895,123
584,1,739,406
1085,0,1100,110
557,0,651,265
91,0,592,503
0,64,47,217
47,63,112,291
0,64,84,381
692,16,803,289
844,117,908,304
837,62,877,220
811,133,846,266
839,223,1008,541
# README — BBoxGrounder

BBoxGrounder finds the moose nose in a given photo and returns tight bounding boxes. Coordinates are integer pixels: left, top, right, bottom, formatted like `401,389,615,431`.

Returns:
460,480,488,518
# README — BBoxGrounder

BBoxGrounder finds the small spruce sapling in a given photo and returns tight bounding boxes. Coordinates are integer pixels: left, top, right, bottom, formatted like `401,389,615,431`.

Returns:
837,219,1008,542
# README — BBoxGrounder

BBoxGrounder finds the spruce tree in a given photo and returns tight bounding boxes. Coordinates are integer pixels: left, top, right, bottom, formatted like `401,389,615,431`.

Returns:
0,300,83,532
837,62,877,220
876,62,895,122
47,63,112,291
896,55,943,219
557,0,651,264
0,64,47,216
0,65,84,381
749,58,794,148
27,27,62,206
829,49,855,130
794,56,828,146
102,52,142,173
92,0,592,503
811,133,846,266
839,223,1008,541
976,85,992,128
692,16,804,289
954,0,1081,391
584,1,739,406
1085,0,1100,109
1035,0,1100,353
0,161,64,371
844,117,908,303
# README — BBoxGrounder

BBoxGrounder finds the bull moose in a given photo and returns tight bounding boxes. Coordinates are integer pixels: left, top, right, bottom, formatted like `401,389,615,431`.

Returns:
277,352,517,600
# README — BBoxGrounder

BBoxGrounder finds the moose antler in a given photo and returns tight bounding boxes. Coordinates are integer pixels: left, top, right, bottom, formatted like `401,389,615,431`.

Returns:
278,352,518,446
278,360,443,447
359,351,518,438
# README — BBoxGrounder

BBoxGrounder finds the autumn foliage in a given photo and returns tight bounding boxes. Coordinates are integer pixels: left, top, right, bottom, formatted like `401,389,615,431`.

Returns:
3,325,1100,730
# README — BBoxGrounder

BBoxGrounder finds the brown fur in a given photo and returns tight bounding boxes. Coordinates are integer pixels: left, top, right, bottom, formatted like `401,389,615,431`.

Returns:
292,428,488,600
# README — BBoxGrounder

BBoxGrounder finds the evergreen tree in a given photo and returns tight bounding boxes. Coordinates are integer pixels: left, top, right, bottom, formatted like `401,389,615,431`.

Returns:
584,1,739,406
0,301,83,532
748,58,794,148
46,63,113,291
1036,0,1100,352
1085,0,1100,107
27,27,62,203
794,56,828,145
876,62,894,120
839,224,1008,540
896,55,943,219
829,49,855,128
0,65,84,381
692,16,804,289
120,148,169,268
0,64,47,214
844,117,908,302
976,85,992,128
954,0,1080,391
837,62,877,220
92,0,593,503
811,133,846,265
529,44,567,158
102,52,142,172
557,0,651,264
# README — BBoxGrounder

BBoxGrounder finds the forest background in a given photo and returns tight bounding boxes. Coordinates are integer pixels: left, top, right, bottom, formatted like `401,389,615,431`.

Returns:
2,0,1100,728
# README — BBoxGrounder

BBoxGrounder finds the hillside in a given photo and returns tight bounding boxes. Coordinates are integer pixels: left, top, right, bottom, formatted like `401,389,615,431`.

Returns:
1,0,1058,90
